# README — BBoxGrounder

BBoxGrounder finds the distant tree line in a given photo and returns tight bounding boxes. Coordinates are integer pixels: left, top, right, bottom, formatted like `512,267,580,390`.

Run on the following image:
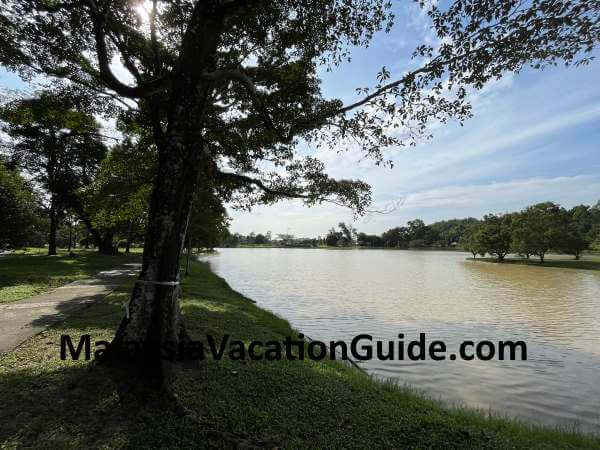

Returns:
227,201,600,261
461,201,600,262
354,218,481,249
222,231,319,248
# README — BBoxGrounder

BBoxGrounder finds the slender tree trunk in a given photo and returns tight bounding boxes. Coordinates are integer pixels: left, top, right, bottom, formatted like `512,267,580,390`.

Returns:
68,198,104,250
67,219,73,252
126,221,133,254
48,196,58,256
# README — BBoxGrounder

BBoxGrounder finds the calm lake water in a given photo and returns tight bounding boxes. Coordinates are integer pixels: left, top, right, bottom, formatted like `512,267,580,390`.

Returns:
200,248,600,432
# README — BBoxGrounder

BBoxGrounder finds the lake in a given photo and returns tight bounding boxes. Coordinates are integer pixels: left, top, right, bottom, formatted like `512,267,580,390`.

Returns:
199,248,600,432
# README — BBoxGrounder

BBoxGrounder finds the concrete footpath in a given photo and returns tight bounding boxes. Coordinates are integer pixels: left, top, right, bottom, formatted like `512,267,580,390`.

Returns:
0,263,141,354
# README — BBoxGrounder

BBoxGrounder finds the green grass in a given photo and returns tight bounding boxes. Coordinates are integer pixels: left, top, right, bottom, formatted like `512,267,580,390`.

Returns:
0,248,140,304
474,254,600,271
0,260,598,448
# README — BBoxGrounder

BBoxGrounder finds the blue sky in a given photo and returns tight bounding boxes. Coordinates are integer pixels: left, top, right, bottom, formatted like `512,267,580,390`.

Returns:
1,3,599,238
227,3,600,237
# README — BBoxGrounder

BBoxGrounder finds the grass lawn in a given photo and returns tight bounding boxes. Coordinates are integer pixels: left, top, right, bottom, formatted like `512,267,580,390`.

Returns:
474,253,600,271
0,260,598,448
0,248,141,304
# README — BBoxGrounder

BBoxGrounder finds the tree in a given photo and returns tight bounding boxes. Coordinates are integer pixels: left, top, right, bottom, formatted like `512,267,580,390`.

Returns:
0,163,42,249
3,0,598,395
338,222,356,246
560,222,588,260
559,208,588,259
478,214,513,261
82,139,155,253
325,228,343,247
187,187,230,252
381,226,410,248
430,218,479,247
513,202,565,263
460,224,486,259
0,91,107,254
357,232,383,248
511,212,535,259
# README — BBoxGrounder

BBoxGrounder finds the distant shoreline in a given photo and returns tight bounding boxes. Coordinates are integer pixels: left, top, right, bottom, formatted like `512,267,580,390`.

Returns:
224,244,467,251
468,256,600,271
217,246,600,271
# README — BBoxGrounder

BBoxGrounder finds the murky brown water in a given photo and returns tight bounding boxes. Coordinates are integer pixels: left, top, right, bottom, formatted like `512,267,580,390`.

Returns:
201,248,600,432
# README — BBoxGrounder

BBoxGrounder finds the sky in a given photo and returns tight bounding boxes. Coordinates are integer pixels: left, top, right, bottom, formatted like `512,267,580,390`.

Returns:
225,3,600,238
1,3,599,239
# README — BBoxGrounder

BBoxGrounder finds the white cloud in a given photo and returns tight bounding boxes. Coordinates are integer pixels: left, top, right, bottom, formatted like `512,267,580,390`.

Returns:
229,63,600,236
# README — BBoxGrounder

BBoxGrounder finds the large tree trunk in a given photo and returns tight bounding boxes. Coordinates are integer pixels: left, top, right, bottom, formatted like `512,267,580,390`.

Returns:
101,0,225,404
102,139,206,397
48,195,58,256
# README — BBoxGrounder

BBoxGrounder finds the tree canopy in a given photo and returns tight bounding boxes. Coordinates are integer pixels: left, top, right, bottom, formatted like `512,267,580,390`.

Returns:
0,162,43,249
0,91,108,254
2,1,598,211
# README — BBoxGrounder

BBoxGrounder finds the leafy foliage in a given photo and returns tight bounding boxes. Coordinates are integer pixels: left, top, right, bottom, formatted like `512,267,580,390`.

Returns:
1,1,598,212
82,140,155,237
0,163,43,249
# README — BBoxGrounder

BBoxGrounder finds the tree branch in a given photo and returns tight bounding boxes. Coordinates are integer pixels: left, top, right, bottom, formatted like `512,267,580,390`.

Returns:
216,171,308,200
84,0,169,99
202,68,291,142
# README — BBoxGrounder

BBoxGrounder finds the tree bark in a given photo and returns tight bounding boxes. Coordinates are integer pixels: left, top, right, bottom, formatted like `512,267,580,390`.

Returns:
185,235,192,277
102,138,207,397
100,0,226,401
48,195,58,256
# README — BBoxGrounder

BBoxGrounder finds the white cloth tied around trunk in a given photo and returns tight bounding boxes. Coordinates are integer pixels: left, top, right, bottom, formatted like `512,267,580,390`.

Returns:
135,280,180,286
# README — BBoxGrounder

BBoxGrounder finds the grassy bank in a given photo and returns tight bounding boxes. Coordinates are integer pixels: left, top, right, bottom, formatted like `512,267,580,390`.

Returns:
0,260,597,448
473,254,600,271
0,248,140,304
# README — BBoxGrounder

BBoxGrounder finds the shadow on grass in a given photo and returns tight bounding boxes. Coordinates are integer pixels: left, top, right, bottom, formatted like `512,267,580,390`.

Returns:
0,250,141,304
1,260,599,448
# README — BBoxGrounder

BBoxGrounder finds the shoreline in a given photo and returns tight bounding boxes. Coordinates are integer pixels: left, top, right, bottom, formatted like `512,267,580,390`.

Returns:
470,256,600,271
1,259,599,447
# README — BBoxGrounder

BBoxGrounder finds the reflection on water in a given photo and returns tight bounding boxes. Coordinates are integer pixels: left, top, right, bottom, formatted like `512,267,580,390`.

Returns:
200,248,600,432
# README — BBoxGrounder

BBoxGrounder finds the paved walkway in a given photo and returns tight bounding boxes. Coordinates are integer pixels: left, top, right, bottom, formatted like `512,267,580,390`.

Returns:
0,263,141,353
